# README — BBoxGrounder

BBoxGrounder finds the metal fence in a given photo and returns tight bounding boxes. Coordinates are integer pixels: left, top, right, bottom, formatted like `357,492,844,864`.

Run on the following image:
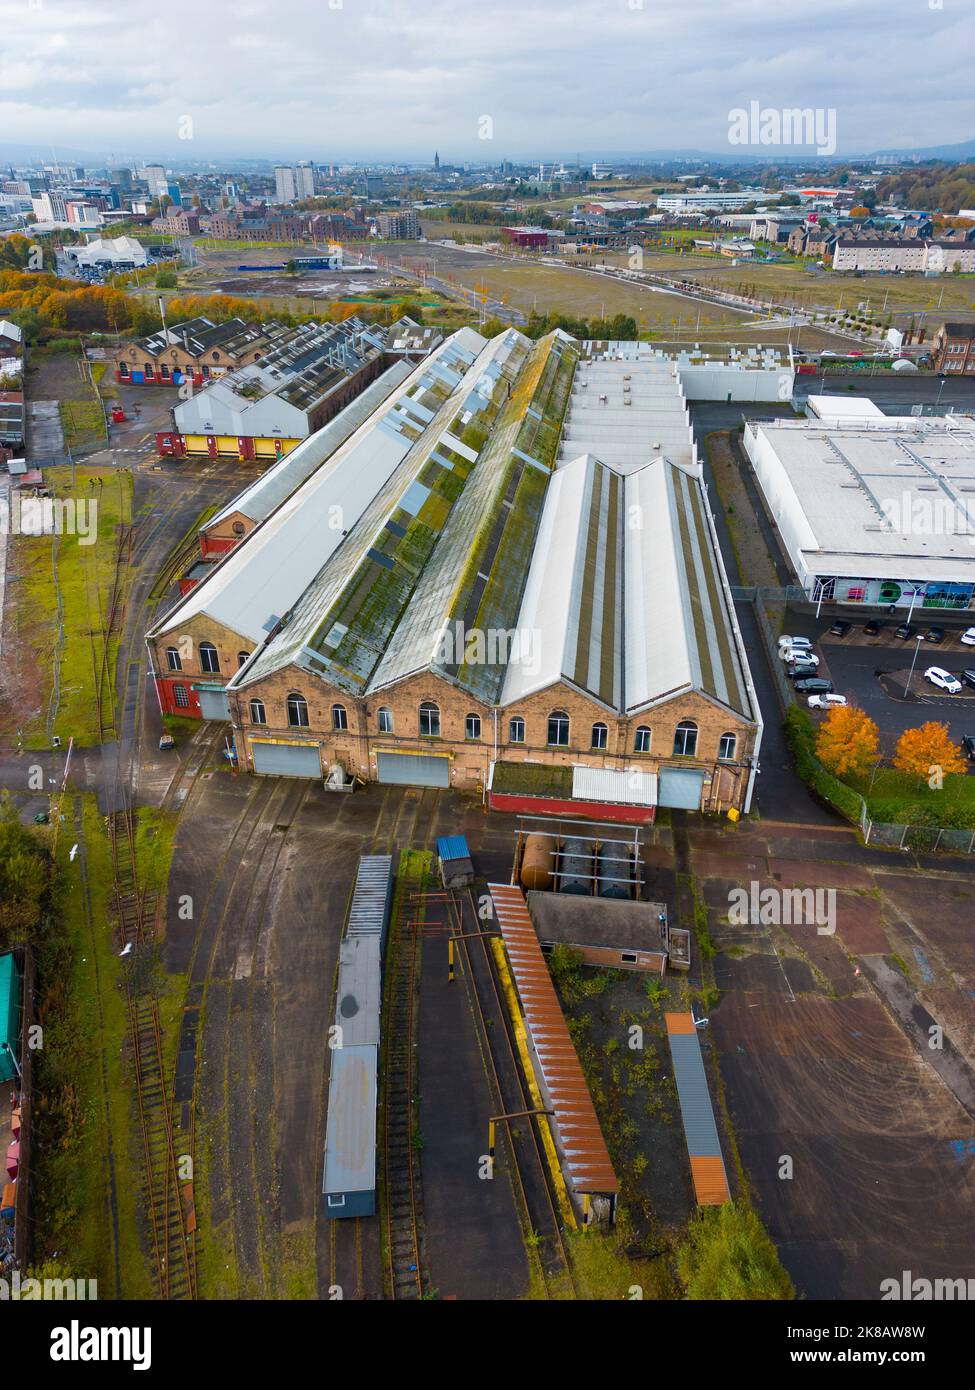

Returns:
860,812,975,855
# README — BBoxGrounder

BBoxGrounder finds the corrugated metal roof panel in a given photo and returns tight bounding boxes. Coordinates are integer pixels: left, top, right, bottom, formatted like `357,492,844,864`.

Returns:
488,883,617,1197
347,855,394,939
436,835,470,863
571,766,657,807
322,1044,377,1197
665,1011,730,1204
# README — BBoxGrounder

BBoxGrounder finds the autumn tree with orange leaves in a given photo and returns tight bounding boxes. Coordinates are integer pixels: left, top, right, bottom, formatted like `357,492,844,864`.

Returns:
815,704,881,780
893,722,966,782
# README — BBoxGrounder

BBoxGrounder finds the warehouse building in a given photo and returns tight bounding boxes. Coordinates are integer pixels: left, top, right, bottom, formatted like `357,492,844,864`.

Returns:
744,412,975,612
148,326,761,812
196,360,415,556
146,328,490,718
112,316,271,387
156,317,390,460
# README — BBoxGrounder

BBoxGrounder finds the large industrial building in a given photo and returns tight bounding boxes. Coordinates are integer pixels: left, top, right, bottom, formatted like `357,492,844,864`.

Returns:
155,317,391,461
744,409,975,612
147,326,764,814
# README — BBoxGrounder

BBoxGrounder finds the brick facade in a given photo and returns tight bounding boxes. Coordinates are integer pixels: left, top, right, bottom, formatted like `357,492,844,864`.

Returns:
149,615,254,717
112,336,264,388
226,666,757,809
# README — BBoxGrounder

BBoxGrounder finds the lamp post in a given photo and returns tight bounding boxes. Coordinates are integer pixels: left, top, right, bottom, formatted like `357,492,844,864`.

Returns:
905,634,924,700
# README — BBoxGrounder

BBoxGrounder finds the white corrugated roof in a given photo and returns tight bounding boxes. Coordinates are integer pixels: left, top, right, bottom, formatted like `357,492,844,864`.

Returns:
571,766,657,806
150,331,487,646
500,453,611,708
204,360,414,529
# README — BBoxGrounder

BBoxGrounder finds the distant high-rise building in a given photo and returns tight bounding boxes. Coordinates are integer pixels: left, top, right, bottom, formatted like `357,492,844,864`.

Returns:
111,167,133,192
296,162,315,199
378,209,420,241
434,151,440,172
275,165,298,203
143,164,168,196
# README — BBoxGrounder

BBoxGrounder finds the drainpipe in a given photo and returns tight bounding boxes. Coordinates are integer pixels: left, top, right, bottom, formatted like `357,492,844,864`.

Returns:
145,639,164,717
743,723,763,816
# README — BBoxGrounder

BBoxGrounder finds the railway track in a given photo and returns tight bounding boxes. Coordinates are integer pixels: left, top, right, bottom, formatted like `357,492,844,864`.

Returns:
381,884,425,1300
446,885,577,1299
108,807,196,1300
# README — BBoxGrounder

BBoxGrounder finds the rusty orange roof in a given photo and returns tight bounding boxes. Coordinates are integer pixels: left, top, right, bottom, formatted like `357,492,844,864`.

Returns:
665,1011,696,1035
489,884,617,1196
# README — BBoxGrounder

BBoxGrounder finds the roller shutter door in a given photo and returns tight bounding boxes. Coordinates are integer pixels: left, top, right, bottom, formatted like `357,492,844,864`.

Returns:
376,752,449,788
657,767,705,810
197,687,230,721
252,742,321,778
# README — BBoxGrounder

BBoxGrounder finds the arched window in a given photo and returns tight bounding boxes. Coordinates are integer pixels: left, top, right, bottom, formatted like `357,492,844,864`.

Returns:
634,725,652,753
165,646,181,672
718,731,737,761
199,641,220,674
250,699,266,725
332,703,348,731
508,716,525,744
237,651,251,669
591,722,608,750
419,701,440,737
287,693,308,728
466,713,481,740
673,720,698,757
547,710,569,746
173,684,189,708
378,707,393,734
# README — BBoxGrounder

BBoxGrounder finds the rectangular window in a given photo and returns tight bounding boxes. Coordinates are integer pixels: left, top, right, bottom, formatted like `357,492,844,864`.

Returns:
621,952,638,964
173,684,189,708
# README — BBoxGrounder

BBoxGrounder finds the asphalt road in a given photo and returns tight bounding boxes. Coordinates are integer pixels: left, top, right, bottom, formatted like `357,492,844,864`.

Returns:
781,611,975,752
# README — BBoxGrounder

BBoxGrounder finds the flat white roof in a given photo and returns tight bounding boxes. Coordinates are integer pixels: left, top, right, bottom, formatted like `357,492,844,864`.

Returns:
750,417,975,574
807,394,885,421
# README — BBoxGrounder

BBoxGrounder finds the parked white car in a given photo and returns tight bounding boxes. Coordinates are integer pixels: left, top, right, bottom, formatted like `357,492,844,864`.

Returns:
961,628,975,647
808,693,847,711
924,666,962,694
779,635,812,653
787,652,821,670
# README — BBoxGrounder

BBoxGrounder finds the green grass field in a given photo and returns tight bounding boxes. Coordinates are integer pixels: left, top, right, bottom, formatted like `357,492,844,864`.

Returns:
9,465,133,748
34,799,151,1294
60,398,107,450
849,766,975,827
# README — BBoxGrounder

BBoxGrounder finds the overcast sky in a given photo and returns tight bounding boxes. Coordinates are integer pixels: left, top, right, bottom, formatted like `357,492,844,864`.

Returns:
2,0,972,163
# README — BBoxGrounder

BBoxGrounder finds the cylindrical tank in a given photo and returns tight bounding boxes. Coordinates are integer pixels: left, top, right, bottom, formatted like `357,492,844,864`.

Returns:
559,837,594,895
520,833,557,891
597,838,632,899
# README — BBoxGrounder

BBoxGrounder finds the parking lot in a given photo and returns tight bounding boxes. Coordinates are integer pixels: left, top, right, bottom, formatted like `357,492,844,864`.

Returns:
779,610,975,757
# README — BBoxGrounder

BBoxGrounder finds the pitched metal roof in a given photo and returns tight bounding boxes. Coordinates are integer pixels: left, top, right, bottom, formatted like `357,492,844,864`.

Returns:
665,1012,730,1205
149,332,487,648
503,450,755,720
204,361,414,529
489,884,617,1196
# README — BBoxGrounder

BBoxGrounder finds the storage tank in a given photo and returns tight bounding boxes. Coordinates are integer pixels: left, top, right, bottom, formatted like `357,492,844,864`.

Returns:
597,838,632,899
520,834,557,891
559,837,594,895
